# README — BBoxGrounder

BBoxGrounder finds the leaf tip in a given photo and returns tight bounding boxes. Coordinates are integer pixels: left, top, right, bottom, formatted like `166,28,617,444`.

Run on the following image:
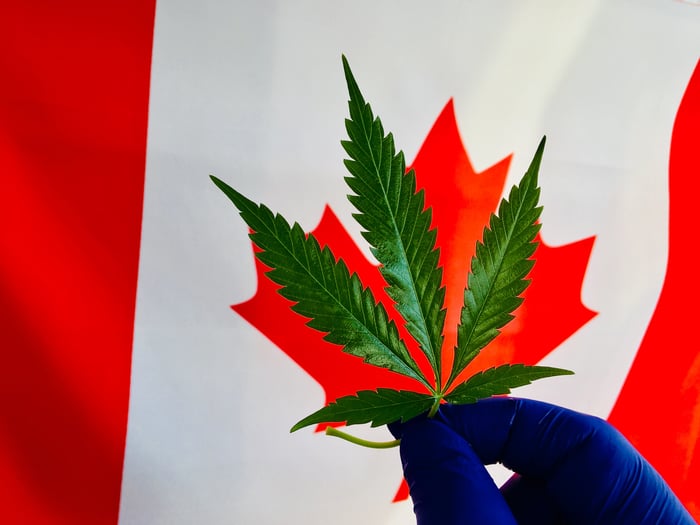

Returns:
554,367,575,376
520,136,547,190
290,421,305,433
210,174,233,195
209,175,259,216
341,55,362,103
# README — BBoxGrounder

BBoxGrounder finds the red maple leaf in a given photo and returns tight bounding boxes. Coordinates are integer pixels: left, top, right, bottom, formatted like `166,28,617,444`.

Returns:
233,100,596,501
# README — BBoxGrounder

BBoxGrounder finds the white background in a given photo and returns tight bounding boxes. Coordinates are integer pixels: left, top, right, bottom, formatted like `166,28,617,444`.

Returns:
120,1,700,523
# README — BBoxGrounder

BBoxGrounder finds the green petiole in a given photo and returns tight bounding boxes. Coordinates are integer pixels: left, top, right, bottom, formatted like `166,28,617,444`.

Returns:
324,427,400,449
427,397,442,418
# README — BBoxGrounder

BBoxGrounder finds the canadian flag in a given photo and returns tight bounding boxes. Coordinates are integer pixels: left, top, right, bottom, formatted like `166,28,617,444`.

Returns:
1,2,698,524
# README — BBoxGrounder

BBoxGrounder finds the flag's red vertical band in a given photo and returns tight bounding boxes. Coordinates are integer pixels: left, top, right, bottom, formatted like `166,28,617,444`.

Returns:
608,60,700,520
0,3,156,524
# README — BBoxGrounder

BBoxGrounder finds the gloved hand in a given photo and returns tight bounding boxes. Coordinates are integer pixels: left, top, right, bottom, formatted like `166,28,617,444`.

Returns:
389,398,695,524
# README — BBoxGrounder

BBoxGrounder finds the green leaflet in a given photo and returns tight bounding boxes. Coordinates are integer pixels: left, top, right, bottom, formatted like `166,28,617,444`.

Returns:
213,57,575,437
290,389,434,432
210,176,430,391
341,56,446,387
446,138,545,389
446,364,574,405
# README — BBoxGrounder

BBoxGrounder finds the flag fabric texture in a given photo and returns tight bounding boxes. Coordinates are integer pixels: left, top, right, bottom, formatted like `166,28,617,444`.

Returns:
1,2,699,524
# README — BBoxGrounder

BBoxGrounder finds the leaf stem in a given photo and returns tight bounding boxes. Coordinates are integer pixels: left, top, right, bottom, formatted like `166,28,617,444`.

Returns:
427,397,441,418
324,427,400,449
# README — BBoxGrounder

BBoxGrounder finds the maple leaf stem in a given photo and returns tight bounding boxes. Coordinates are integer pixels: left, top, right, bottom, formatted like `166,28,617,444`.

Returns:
324,427,400,449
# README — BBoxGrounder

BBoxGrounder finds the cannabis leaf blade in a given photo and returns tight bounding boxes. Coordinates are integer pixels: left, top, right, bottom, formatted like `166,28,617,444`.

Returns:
341,56,446,386
214,57,579,443
290,389,434,432
445,364,573,404
447,138,545,388
210,176,430,389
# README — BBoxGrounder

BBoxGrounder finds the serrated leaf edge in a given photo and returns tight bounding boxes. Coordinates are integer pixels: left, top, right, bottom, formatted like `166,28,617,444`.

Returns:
341,56,446,387
446,137,546,388
210,175,431,390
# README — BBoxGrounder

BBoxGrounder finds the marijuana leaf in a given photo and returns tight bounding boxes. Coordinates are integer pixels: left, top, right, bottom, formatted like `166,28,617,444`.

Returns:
341,56,446,388
290,389,434,432
213,56,572,441
445,364,573,404
445,138,544,389
210,176,430,390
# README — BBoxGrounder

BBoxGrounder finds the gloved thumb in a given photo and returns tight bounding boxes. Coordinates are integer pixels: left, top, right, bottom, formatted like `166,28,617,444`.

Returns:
391,415,518,525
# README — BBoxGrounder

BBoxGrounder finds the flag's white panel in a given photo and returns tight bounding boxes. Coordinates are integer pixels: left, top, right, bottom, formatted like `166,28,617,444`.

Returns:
121,1,700,523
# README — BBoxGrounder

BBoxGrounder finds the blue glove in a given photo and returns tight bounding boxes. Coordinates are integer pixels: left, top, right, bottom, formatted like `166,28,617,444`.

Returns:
389,398,695,524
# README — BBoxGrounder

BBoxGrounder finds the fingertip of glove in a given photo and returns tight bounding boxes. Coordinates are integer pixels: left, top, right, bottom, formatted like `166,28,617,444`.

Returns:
398,418,472,464
388,410,433,439
436,398,520,464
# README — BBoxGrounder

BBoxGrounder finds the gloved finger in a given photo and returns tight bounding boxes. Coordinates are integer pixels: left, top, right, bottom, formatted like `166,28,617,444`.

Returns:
499,474,561,525
438,398,695,525
396,415,518,525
